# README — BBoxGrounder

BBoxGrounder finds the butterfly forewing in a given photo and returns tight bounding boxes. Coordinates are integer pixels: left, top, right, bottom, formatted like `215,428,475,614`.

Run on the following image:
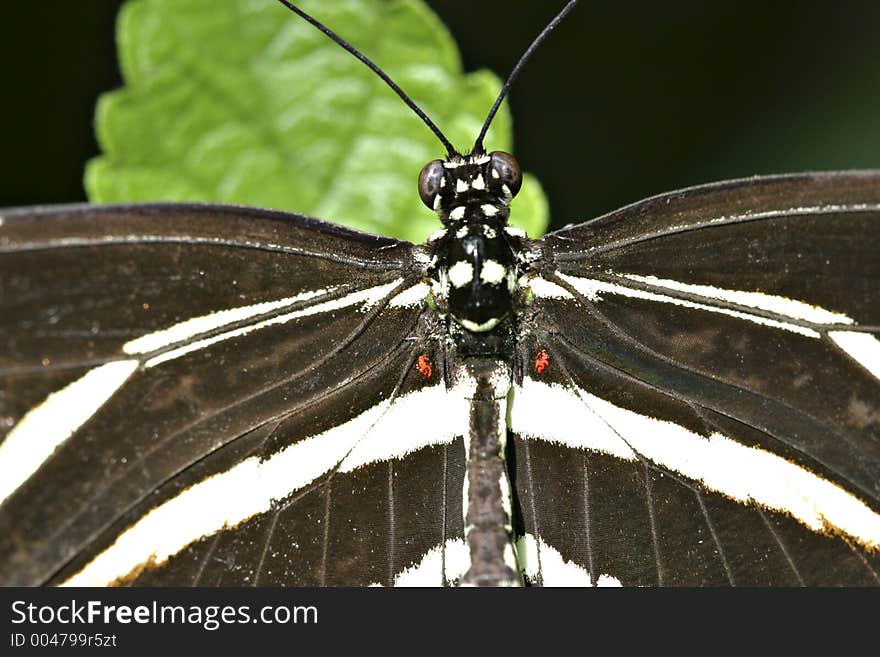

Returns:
544,171,880,325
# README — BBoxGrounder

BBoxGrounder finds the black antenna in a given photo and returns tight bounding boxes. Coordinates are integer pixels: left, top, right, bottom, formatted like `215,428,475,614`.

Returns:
473,0,579,154
275,0,458,156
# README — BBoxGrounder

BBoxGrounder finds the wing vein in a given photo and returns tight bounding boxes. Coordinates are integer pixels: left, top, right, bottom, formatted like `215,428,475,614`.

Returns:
551,203,880,262
319,481,332,587
387,460,396,587
694,488,735,586
1,236,404,271
522,439,542,585
840,536,880,584
253,509,281,588
757,508,806,586
567,270,856,333
441,443,449,586
192,533,221,587
581,451,596,586
642,464,664,585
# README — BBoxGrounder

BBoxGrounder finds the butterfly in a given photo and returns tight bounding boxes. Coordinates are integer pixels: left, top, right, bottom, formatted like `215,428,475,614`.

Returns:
1,0,879,587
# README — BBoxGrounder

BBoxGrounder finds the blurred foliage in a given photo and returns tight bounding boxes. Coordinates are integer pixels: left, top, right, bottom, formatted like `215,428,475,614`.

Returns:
3,1,878,230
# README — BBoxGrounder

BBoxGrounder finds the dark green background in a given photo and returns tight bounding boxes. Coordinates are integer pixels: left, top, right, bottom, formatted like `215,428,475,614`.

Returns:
3,1,879,231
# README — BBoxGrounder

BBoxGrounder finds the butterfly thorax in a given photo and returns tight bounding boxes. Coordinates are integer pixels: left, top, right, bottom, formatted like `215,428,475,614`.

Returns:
419,151,525,334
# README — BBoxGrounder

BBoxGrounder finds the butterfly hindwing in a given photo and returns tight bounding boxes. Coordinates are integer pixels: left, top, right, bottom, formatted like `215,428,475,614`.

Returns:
51,343,468,587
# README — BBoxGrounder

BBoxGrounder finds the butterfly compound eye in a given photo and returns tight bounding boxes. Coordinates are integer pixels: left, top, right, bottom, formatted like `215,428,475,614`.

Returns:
488,151,522,197
418,159,446,209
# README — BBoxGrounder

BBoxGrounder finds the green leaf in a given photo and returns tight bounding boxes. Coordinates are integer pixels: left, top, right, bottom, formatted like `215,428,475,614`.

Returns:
87,0,549,242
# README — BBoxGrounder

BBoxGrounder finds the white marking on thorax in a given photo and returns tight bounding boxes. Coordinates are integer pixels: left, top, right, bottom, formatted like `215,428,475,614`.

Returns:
512,377,880,550
481,204,499,217
458,316,501,332
482,225,497,238
448,261,475,288
506,269,518,294
516,534,621,586
434,267,448,300
471,174,486,190
427,228,447,242
0,361,138,505
455,226,469,239
480,260,507,285
449,206,466,222
455,179,469,193
504,226,526,238
61,383,469,586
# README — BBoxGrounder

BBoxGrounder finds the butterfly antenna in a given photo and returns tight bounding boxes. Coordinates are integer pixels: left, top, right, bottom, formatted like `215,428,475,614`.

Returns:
473,0,579,154
275,0,458,157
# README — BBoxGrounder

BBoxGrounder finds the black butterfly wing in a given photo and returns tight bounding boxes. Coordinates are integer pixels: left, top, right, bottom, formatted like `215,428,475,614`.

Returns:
6,172,879,588
511,171,880,585
0,203,465,586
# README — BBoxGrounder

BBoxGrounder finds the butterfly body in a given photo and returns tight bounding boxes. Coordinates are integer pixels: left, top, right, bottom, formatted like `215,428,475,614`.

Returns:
414,150,531,585
2,169,880,587
1,0,879,587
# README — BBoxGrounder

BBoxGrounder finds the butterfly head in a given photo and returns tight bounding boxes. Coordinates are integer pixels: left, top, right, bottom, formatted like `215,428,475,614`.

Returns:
418,151,522,227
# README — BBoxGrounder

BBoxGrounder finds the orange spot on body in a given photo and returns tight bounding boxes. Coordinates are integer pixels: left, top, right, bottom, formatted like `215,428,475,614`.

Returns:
534,348,550,374
416,354,433,379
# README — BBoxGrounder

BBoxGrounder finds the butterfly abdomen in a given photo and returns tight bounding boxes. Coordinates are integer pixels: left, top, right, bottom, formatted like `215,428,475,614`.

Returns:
459,360,519,587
